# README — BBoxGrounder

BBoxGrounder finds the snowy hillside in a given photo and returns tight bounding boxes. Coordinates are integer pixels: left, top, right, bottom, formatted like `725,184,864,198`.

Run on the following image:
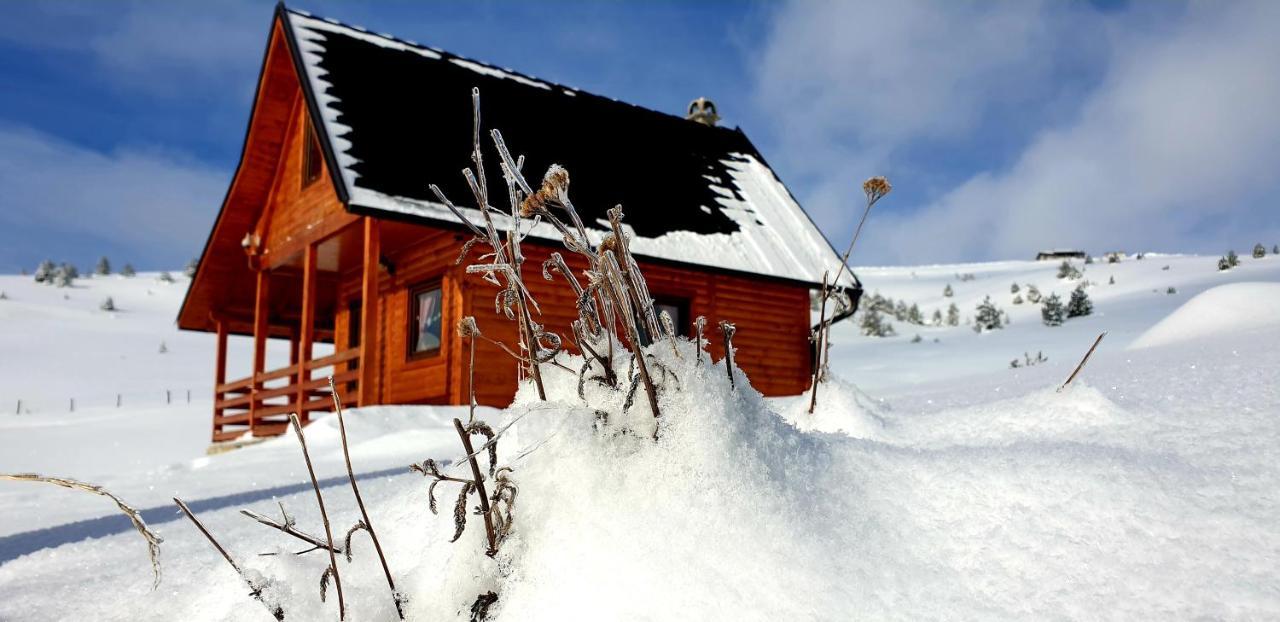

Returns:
1,252,1278,620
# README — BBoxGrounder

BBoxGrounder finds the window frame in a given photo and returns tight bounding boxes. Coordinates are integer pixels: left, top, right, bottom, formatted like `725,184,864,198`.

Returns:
650,295,692,340
301,116,324,189
406,279,445,361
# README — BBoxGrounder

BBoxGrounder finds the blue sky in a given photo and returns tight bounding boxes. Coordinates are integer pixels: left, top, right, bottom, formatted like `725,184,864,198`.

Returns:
1,1,1277,272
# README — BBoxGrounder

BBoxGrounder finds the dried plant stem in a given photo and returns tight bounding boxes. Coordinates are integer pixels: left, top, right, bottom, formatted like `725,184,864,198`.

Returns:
720,321,737,389
808,271,830,414
175,497,285,620
453,418,498,555
1058,331,1107,392
466,336,477,425
602,251,660,418
240,506,340,555
289,413,345,620
2,473,162,589
330,379,404,620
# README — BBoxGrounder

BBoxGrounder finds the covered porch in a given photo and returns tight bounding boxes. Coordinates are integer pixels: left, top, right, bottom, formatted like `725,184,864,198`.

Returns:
210,218,381,442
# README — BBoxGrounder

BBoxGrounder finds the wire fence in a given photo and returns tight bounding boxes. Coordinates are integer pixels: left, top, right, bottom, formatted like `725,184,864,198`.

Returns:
8,388,208,415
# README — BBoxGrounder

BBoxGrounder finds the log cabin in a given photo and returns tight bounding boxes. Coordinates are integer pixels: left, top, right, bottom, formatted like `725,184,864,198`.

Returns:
178,5,862,443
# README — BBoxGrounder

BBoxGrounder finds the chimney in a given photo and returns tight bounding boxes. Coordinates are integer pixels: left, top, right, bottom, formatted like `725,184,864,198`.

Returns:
686,97,720,126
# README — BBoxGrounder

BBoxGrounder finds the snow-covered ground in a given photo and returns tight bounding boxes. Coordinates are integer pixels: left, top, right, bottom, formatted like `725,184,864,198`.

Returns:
1,252,1278,620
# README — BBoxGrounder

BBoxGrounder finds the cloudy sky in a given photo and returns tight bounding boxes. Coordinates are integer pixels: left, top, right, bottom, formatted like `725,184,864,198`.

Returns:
1,0,1277,271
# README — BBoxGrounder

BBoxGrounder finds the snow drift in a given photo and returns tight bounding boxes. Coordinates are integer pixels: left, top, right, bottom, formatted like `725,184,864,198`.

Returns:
1130,282,1280,349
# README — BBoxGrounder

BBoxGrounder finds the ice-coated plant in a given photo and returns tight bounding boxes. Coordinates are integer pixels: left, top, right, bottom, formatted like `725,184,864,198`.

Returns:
809,176,890,414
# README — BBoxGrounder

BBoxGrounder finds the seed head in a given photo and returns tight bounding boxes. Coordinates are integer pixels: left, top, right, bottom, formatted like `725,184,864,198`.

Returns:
862,176,892,205
457,316,481,338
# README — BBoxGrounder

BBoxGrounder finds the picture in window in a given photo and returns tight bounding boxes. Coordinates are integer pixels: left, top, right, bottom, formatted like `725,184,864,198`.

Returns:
411,286,442,356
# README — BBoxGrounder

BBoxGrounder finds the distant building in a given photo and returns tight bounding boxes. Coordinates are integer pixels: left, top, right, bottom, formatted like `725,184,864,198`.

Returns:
1035,250,1087,261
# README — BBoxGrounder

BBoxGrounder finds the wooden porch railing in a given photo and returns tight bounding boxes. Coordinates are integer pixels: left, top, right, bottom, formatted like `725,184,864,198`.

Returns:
212,347,361,442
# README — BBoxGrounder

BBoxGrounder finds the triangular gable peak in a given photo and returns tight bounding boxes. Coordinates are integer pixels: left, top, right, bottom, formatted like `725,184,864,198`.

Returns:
281,7,850,288
180,10,354,334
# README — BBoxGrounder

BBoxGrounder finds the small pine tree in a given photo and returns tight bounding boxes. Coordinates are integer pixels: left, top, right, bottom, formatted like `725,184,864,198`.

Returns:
1041,293,1065,326
973,296,1004,332
1107,253,1121,264
1253,243,1266,258
1273,244,1279,255
907,303,924,325
54,265,74,288
33,260,55,283
1227,250,1239,267
1167,286,1177,294
1057,261,1081,279
100,297,116,312
158,271,175,283
1010,283,1020,294
860,307,896,337
1108,275,1115,285
1025,284,1042,304
60,263,79,280
1085,254,1094,264
946,303,960,326
95,256,111,276
0,291,7,300
1012,294,1023,305
121,263,136,277
1218,256,1231,271
1067,285,1093,318
910,334,923,343
159,340,168,354
931,309,943,326
943,284,953,297
184,258,198,278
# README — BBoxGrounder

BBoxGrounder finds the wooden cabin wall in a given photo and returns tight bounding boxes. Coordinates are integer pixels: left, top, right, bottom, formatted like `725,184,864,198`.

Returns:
333,228,468,406
460,240,813,405
260,95,357,269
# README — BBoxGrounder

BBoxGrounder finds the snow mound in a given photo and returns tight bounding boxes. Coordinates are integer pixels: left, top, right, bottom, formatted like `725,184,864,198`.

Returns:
774,374,889,438
1130,282,1280,349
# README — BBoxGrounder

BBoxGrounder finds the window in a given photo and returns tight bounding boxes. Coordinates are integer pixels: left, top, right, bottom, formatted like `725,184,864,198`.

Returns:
638,296,689,344
301,117,323,188
408,283,443,359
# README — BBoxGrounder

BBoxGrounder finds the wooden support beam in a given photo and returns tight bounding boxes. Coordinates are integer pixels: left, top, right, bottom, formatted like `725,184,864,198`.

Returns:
358,217,380,407
213,319,228,442
297,242,317,424
251,269,271,436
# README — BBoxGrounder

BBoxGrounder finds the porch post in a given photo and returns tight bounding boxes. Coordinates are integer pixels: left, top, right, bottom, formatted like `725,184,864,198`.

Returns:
213,319,227,441
251,268,270,435
297,241,317,423
359,217,380,406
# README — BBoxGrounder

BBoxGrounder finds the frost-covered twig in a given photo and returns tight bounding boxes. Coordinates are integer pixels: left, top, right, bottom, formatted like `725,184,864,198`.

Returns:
288,413,345,619
720,320,737,389
1058,332,1107,392
240,504,339,556
175,497,285,620
2,473,162,589
330,379,404,619
694,316,707,363
454,418,498,556
808,271,830,415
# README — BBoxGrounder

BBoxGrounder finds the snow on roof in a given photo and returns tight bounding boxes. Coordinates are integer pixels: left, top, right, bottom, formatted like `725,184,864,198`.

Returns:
283,9,851,287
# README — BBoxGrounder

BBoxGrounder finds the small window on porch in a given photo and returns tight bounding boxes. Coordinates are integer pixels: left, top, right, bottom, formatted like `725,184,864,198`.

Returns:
408,282,443,359
302,116,323,188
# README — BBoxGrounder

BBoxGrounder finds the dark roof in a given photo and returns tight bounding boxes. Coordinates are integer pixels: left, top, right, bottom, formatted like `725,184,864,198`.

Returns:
282,7,849,287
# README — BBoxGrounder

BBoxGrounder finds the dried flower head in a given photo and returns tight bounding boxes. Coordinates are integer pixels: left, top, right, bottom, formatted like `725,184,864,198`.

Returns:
519,165,571,218
862,176,892,205
542,164,569,196
598,233,619,257
457,316,481,338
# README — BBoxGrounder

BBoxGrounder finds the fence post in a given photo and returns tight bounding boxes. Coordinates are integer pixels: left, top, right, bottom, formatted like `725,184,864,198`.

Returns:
166,389,171,405
117,393,122,408
70,398,74,413
186,389,191,404
14,399,20,415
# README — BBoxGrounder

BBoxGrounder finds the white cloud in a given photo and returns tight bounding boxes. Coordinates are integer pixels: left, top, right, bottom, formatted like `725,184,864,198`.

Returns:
0,125,226,266
755,1,1280,263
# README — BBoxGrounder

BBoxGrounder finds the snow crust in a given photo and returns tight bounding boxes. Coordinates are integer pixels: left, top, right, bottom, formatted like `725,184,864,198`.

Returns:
1130,281,1280,349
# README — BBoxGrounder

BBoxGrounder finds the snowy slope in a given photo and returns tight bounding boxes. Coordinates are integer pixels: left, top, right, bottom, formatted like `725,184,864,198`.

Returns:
1,252,1278,619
